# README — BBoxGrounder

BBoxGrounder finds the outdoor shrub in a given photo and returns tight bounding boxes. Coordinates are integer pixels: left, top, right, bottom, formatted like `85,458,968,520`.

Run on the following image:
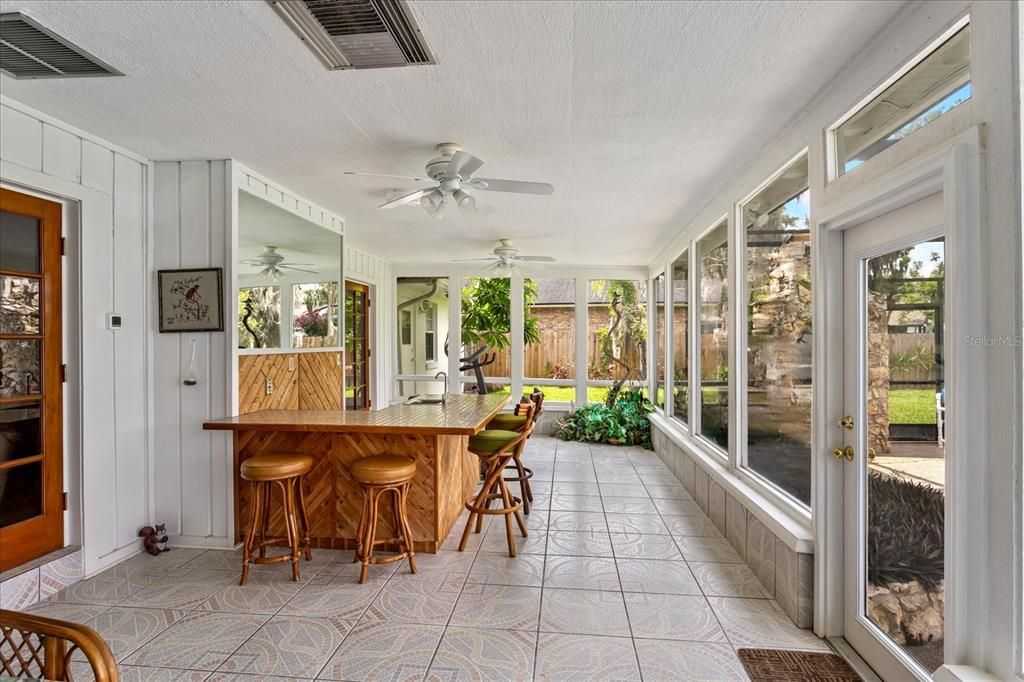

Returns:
867,472,944,589
294,309,328,337
555,390,654,448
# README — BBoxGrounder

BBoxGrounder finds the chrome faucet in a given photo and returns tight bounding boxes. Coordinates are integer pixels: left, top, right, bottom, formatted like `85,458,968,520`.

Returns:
434,371,448,403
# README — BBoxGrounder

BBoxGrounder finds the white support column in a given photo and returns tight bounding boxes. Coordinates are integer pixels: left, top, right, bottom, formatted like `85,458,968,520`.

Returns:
575,277,589,407
511,273,524,401
448,271,462,394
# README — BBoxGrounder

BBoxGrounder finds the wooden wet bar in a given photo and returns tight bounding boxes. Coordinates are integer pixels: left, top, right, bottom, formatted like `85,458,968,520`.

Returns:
203,394,509,553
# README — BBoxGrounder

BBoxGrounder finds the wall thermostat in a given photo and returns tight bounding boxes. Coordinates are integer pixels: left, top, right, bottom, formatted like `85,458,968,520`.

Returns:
106,313,122,330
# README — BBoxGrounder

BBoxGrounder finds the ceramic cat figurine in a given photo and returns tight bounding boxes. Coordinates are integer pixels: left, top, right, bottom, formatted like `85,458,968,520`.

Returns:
138,523,169,556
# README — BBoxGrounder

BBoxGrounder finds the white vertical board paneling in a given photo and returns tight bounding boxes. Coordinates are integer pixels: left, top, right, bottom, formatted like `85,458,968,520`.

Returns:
208,161,229,540
344,246,393,408
111,154,148,548
1,97,153,576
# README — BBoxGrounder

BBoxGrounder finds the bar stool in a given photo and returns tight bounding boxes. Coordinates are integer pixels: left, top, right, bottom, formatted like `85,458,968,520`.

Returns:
460,408,534,556
351,455,418,584
487,389,544,514
239,453,314,586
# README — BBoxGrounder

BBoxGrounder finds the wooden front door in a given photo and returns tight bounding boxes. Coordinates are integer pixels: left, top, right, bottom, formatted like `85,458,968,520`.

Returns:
0,188,64,572
344,282,370,410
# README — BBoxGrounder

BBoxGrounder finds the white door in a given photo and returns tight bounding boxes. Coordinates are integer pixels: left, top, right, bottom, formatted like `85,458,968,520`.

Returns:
841,191,947,680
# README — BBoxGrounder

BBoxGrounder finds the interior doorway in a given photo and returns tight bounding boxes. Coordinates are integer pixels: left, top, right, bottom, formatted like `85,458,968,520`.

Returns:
0,187,65,572
345,281,371,410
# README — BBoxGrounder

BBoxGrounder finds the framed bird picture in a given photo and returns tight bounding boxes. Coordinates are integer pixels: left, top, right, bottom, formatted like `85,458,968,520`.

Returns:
158,268,224,332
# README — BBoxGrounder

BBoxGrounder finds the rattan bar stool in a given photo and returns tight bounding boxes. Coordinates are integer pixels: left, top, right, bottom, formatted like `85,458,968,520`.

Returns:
487,389,544,514
239,453,314,586
351,454,418,584
460,407,535,557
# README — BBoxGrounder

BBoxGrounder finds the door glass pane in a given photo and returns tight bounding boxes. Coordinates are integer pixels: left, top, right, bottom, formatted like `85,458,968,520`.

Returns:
864,238,945,674
0,211,41,273
0,339,42,398
0,460,43,527
1,276,41,334
0,402,42,463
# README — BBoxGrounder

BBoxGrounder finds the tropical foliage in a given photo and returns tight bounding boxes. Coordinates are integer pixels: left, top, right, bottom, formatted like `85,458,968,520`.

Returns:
461,277,540,350
867,472,944,589
592,279,647,406
555,390,654,448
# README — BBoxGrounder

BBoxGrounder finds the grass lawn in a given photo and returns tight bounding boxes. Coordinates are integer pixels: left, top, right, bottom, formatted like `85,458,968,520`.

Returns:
889,388,937,425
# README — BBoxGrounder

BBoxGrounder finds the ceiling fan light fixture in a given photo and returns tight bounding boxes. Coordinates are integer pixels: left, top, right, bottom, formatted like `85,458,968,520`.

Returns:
453,189,477,217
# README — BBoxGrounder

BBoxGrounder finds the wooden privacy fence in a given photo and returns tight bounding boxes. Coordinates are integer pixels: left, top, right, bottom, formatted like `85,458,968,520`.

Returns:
889,333,939,383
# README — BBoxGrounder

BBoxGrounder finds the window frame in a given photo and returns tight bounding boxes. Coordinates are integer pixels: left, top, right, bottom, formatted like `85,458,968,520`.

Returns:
694,218,731,460
423,302,437,364
650,271,666,413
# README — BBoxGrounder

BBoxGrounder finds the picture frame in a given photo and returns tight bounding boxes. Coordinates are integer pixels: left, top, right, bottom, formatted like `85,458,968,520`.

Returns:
158,267,224,333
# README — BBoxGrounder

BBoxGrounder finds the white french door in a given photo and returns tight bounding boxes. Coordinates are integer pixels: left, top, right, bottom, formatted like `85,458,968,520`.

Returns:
841,191,947,681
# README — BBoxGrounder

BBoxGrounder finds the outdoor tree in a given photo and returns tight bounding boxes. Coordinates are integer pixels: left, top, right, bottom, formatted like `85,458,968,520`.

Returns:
460,277,540,350
593,279,647,406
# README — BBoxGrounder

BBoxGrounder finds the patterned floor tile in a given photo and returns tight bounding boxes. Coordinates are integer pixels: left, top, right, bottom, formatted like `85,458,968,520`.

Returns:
318,620,444,681
676,536,745,563
85,606,188,661
362,575,462,625
605,513,669,535
278,574,386,619
534,632,641,681
664,515,723,538
199,570,307,614
545,530,614,557
540,588,630,637
122,610,268,671
44,569,150,606
387,549,473,582
549,481,601,496
206,674,311,682
466,552,545,587
216,614,350,678
479,528,547,555
624,593,727,642
609,533,682,560
450,583,542,630
547,511,607,533
549,493,604,512
600,483,650,498
24,601,109,623
120,548,207,571
425,627,536,682
708,596,830,651
600,497,659,514
690,562,771,598
653,498,704,515
543,555,620,591
634,638,749,681
124,568,237,610
116,665,211,681
645,485,693,501
616,558,701,595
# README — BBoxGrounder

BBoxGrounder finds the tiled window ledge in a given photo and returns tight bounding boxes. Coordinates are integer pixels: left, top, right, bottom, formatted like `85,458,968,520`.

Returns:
650,414,813,553
0,546,82,611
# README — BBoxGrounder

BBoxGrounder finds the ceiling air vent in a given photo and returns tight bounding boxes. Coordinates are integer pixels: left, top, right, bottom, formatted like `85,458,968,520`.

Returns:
0,12,122,79
270,0,434,70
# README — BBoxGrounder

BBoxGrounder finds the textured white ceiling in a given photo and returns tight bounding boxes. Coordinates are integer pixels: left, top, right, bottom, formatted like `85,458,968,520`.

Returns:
0,0,904,265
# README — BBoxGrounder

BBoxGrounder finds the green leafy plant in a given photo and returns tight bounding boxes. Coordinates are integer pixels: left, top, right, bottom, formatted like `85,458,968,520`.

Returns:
592,279,647,406
555,390,654,448
867,472,944,590
461,277,540,350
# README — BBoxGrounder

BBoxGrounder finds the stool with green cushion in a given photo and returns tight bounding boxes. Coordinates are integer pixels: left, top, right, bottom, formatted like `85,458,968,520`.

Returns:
489,390,544,514
487,412,530,431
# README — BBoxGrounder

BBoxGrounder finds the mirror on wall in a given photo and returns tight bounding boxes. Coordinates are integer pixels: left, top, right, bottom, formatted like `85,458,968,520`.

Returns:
237,192,343,351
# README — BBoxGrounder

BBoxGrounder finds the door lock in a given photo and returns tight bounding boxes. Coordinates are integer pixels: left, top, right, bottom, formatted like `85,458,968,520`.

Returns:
832,446,854,461
839,415,854,430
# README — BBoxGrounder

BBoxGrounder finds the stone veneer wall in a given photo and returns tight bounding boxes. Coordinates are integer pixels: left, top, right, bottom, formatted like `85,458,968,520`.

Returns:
650,424,814,628
0,547,82,610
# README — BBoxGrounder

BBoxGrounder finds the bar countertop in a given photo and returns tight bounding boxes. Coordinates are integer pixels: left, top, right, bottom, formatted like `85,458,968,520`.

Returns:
203,393,509,436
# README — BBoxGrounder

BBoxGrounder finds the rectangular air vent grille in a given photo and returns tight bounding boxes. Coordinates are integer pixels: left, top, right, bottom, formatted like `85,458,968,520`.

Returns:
271,0,434,70
0,13,122,79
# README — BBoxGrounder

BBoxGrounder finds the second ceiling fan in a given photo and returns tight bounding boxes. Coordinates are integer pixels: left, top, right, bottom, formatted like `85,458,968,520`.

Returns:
345,143,554,219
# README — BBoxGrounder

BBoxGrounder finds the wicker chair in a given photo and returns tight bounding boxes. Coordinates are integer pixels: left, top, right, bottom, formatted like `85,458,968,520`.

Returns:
0,608,118,681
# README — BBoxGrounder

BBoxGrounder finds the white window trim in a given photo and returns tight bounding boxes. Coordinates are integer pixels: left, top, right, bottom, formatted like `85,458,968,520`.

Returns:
693,217,730,461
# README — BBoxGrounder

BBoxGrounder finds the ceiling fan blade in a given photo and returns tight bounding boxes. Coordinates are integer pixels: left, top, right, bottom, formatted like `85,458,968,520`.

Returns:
278,265,319,274
469,178,554,195
450,257,499,263
516,255,557,262
446,151,484,179
345,171,433,183
379,187,433,209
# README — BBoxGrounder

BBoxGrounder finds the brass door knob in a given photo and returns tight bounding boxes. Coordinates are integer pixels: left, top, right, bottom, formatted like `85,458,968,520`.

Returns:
832,446,854,461
839,415,854,430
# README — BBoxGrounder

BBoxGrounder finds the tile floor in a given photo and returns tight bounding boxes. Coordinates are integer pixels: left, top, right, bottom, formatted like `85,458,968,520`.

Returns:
28,437,833,681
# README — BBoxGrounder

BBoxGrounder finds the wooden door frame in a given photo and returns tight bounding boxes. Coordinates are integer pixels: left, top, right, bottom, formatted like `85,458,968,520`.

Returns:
0,187,64,572
344,280,371,409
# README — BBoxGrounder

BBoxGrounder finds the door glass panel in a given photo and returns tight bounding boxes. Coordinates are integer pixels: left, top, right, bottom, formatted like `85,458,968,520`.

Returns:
1,276,41,334
0,460,43,527
0,402,42,463
864,237,945,673
0,211,41,273
0,339,42,398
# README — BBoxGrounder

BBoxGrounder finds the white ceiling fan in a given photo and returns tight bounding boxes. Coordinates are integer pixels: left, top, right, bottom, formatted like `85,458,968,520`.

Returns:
452,239,556,275
344,143,554,219
241,246,317,280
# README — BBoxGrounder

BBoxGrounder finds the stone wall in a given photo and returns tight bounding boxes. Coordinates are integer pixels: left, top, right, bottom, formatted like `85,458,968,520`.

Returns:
867,291,891,454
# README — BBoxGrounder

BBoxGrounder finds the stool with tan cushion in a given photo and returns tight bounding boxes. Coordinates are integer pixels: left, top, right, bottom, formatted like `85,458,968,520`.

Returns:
350,455,418,584
239,453,314,586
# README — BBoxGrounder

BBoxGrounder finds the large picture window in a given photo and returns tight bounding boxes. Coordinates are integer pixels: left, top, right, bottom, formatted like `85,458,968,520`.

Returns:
292,282,339,348
697,223,728,451
237,285,281,349
588,279,647,404
396,277,449,398
671,252,689,426
526,277,576,404
741,155,812,505
461,277,512,395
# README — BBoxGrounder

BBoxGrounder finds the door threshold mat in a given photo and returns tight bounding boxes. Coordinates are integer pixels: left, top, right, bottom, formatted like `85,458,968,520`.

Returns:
737,648,862,681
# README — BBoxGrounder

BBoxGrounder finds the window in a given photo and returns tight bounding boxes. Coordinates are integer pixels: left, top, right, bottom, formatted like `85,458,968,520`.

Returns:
461,277,512,394
653,274,665,410
697,223,728,451
588,279,647,404
526,277,577,404
292,282,339,348
424,303,437,363
401,310,412,345
671,251,689,425
742,154,812,505
834,22,970,175
238,286,281,349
